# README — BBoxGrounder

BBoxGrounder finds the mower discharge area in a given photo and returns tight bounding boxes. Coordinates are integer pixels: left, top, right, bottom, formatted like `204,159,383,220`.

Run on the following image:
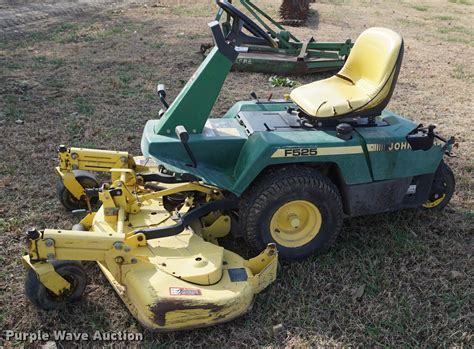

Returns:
23,1,456,332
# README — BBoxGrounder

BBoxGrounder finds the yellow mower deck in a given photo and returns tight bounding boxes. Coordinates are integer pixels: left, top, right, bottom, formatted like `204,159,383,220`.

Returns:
98,237,277,330
23,147,278,331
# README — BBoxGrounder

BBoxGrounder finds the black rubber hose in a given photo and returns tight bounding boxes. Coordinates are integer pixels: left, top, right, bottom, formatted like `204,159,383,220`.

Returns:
135,199,239,239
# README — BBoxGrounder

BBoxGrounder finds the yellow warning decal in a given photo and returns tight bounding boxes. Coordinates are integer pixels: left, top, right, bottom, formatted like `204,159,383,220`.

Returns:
271,146,363,158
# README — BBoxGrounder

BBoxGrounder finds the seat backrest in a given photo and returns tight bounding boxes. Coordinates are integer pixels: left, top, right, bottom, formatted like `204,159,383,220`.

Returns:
289,27,404,119
339,27,403,92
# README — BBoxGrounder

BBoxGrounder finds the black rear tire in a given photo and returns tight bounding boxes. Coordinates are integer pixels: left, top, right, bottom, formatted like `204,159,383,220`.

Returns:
56,170,99,211
240,166,343,261
25,261,87,310
422,161,455,211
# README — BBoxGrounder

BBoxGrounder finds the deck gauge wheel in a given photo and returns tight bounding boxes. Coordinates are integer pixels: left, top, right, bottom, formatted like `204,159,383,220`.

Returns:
25,261,87,310
56,170,99,211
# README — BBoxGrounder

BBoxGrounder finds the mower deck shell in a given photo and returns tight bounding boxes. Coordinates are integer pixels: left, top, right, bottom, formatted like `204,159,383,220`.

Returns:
25,194,278,331
98,246,264,330
92,199,277,330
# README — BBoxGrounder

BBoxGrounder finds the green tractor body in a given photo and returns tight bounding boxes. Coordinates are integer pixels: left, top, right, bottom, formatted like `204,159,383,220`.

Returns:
143,101,445,217
142,26,450,219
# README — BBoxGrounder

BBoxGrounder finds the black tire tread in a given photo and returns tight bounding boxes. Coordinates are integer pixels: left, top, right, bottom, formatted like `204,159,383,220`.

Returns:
56,171,99,211
240,165,343,259
24,261,86,310
424,161,455,211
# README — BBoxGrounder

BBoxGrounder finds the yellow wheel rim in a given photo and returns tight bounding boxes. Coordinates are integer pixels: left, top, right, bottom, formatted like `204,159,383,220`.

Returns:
270,200,322,248
422,194,446,208
423,179,448,208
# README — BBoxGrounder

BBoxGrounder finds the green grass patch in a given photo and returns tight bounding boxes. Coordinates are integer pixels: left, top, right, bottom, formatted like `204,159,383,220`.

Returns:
2,95,25,121
106,21,138,35
436,25,474,45
21,17,118,45
0,218,7,234
169,4,214,17
448,0,472,4
397,18,426,27
27,23,81,44
118,70,133,86
46,78,66,89
437,25,472,35
29,31,53,42
74,96,95,116
359,258,386,298
3,61,22,70
150,42,164,49
433,15,454,21
412,5,429,11
113,63,145,97
66,120,86,141
390,228,424,255
32,55,65,67
54,22,80,34
452,64,474,80
440,290,468,318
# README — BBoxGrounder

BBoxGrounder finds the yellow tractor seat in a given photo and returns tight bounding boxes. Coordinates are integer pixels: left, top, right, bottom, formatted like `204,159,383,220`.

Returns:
290,27,404,118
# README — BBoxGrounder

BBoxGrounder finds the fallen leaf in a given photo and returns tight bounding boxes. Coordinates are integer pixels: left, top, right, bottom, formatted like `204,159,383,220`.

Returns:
352,284,366,301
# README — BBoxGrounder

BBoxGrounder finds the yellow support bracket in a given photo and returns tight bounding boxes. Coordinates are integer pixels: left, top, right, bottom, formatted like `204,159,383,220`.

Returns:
201,214,231,243
30,229,121,262
59,147,132,172
138,182,214,202
79,212,96,229
125,233,147,247
245,243,278,293
22,256,71,296
55,167,85,200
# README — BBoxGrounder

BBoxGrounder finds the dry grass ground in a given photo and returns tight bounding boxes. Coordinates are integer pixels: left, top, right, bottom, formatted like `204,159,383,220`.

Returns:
0,0,473,347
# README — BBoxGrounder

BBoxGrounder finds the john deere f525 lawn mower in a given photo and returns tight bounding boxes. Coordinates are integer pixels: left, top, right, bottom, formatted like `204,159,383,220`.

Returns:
23,0,455,331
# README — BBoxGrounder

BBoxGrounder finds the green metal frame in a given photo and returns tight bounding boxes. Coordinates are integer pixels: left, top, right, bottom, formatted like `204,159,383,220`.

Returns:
214,0,353,74
155,46,233,135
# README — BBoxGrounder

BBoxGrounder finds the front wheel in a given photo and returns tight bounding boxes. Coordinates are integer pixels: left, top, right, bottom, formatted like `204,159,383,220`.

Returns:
422,161,455,210
240,166,343,261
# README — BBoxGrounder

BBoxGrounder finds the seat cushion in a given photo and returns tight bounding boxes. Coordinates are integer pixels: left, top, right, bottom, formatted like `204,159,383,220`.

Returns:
290,75,371,117
290,27,403,118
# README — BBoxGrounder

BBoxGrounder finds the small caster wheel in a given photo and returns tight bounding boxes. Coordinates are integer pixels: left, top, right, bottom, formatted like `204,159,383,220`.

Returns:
56,170,99,211
25,261,87,310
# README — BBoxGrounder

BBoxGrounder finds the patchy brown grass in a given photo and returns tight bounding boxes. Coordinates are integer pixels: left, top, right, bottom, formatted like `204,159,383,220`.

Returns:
0,0,473,347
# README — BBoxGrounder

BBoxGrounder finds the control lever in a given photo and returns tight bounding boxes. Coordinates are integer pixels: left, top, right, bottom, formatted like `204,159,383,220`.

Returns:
250,91,261,104
175,125,197,168
156,84,169,110
427,124,435,138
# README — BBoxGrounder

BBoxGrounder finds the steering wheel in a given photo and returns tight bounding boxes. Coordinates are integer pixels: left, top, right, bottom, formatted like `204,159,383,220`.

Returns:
216,0,277,48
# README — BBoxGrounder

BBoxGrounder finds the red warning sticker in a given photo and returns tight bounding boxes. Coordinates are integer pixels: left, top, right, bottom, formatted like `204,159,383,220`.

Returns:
169,287,202,296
